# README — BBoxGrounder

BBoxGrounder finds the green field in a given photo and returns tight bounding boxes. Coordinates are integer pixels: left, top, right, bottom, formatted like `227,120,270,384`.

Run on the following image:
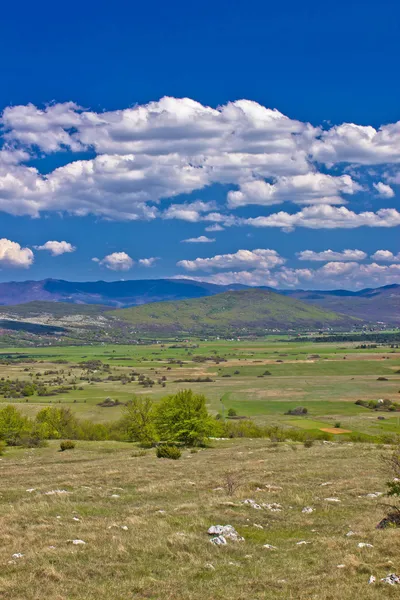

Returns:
0,338,399,437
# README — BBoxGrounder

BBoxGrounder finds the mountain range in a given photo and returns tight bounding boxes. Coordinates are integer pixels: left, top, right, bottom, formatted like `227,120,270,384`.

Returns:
0,278,398,328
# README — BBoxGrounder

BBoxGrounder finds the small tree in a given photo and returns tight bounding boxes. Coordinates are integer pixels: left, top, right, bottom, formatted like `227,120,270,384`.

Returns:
0,405,30,445
35,407,78,439
154,389,216,446
122,396,158,446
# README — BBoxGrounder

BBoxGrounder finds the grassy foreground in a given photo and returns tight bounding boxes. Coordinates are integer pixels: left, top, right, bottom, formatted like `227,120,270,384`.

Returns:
0,439,399,599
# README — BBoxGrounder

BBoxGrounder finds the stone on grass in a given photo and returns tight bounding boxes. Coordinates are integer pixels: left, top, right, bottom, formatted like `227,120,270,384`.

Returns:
325,497,340,503
302,507,314,514
296,540,310,546
45,489,70,496
12,553,24,559
368,575,376,584
69,539,86,545
263,544,277,550
358,542,373,548
208,525,244,542
380,573,400,585
210,535,227,546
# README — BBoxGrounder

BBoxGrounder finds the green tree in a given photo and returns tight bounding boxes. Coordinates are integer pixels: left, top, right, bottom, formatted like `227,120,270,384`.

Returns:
0,405,30,445
122,396,158,446
35,407,78,439
154,389,216,446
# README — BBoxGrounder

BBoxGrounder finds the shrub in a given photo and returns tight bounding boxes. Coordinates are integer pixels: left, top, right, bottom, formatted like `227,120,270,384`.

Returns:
60,440,76,452
156,444,181,460
227,408,237,417
0,405,31,445
304,438,314,448
334,422,341,428
154,389,217,447
35,407,79,439
0,440,6,455
122,396,158,446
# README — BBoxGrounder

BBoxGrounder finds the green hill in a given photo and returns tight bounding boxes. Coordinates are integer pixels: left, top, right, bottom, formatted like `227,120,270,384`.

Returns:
113,289,359,335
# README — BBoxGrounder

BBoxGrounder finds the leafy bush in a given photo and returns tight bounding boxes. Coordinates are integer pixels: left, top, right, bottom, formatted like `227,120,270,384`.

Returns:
227,408,237,417
122,396,158,446
335,422,341,428
156,444,181,460
154,389,216,446
0,440,6,455
60,440,76,451
0,405,30,445
35,407,79,439
304,438,314,448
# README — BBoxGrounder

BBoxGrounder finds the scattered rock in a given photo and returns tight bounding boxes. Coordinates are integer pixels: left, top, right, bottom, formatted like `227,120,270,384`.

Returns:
243,499,282,511
12,553,24,559
210,535,227,546
325,497,340,503
69,539,86,545
337,564,346,569
207,525,244,542
72,516,80,522
205,563,215,570
254,524,264,529
45,489,70,496
263,544,277,550
296,540,310,546
358,542,373,548
111,494,120,498
26,488,36,493
302,507,314,514
365,492,383,498
346,531,356,537
380,573,400,585
368,575,376,584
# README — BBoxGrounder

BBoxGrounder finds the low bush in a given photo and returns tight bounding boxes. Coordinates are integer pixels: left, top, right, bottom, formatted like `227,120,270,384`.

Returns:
0,440,6,455
304,438,314,448
60,440,76,452
156,444,181,460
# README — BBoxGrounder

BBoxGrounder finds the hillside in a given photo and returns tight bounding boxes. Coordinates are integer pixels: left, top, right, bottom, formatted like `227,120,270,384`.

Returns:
0,278,245,307
113,289,359,335
283,284,400,325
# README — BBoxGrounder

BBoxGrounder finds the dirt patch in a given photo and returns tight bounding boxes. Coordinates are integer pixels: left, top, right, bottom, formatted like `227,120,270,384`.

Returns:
320,427,352,434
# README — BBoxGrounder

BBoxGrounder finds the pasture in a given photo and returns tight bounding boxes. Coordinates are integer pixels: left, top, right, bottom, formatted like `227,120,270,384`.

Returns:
0,338,399,438
0,438,398,599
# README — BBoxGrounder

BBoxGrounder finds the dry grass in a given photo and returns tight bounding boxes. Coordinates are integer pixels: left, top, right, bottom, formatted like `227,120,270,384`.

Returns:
0,439,399,599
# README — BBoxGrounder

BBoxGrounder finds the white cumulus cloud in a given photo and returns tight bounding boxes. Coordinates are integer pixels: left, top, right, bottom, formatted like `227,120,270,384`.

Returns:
297,249,367,262
182,236,215,243
138,257,158,267
373,182,395,198
0,238,34,268
96,252,134,271
370,250,400,262
177,248,285,271
35,240,76,256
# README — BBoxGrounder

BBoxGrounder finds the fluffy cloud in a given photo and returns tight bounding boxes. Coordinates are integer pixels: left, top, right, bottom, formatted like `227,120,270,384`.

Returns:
182,236,215,243
227,173,361,208
177,248,285,271
371,250,400,262
162,201,216,222
35,240,76,256
205,223,224,232
95,252,134,271
0,96,399,226
0,238,34,268
181,261,400,290
373,182,395,198
138,257,158,267
244,206,400,231
297,249,367,262
311,122,400,165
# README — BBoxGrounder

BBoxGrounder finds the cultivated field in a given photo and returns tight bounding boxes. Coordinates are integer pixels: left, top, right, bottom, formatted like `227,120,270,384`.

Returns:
0,438,398,599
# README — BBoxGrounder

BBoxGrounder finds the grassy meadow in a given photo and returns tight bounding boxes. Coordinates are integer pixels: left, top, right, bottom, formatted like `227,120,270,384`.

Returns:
0,338,399,437
1,438,399,599
1,338,400,598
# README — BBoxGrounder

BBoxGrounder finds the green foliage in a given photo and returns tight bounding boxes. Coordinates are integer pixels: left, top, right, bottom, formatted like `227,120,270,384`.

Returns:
303,438,314,448
122,396,158,446
156,444,181,460
60,440,76,451
35,407,79,439
0,440,6,455
154,389,216,446
0,405,30,445
227,408,237,417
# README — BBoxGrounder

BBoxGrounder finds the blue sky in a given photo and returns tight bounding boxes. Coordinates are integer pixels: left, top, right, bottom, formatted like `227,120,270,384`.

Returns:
0,0,399,289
